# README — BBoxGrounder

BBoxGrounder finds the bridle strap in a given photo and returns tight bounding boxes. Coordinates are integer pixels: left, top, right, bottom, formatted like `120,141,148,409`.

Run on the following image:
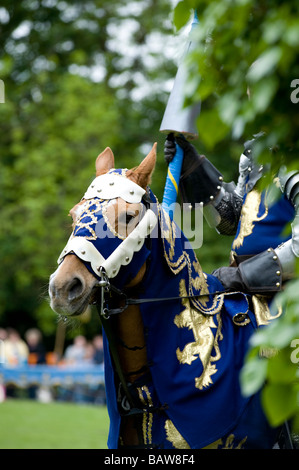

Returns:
98,282,233,319
126,290,227,306
100,312,137,410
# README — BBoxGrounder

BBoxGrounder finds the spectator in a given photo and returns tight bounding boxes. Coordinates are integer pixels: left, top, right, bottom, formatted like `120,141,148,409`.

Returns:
93,335,104,365
64,335,87,366
61,336,97,403
0,328,7,341
25,328,46,365
0,329,6,367
4,329,29,398
4,328,29,366
84,342,96,365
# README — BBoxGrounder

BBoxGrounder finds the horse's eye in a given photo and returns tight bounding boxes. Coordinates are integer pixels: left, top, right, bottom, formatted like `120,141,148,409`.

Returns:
126,213,135,224
118,210,136,226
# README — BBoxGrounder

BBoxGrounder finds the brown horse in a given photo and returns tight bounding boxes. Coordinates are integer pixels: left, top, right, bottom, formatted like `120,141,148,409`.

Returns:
49,144,280,449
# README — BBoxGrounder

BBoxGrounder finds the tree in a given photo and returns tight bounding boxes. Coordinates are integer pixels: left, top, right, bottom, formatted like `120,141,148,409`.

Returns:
0,1,240,354
173,0,299,432
0,0,179,343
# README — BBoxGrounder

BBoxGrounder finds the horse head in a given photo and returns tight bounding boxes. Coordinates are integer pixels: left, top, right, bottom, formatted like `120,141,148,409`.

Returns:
48,143,158,318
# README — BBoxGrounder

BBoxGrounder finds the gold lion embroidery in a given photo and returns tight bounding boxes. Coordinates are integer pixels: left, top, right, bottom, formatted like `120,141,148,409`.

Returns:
175,279,223,390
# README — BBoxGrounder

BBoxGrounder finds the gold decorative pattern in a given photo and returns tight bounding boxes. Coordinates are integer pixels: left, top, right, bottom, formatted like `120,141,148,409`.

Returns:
159,204,187,274
74,199,103,240
203,434,247,449
232,190,268,250
164,421,248,449
185,253,223,314
252,294,283,326
165,420,190,449
161,208,176,261
137,386,153,446
175,278,223,390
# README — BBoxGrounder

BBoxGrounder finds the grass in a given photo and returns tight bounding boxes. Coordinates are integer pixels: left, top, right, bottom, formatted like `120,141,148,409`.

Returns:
0,399,110,449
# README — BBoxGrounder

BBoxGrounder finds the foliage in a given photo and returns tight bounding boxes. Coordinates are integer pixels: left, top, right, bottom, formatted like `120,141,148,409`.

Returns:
240,275,299,431
173,0,299,430
0,0,239,348
0,0,179,342
175,1,299,166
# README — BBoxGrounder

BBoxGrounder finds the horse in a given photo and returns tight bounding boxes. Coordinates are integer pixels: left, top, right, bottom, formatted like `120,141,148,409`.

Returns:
49,143,281,449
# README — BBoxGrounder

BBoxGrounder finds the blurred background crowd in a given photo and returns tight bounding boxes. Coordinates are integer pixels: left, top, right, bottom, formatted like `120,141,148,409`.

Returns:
0,327,104,367
0,328,105,405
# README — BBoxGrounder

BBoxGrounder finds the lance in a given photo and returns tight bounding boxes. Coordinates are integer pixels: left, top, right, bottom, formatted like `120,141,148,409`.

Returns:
160,10,200,216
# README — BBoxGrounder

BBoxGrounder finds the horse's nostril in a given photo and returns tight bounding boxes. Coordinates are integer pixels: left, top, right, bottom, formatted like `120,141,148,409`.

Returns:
68,277,84,301
49,281,57,299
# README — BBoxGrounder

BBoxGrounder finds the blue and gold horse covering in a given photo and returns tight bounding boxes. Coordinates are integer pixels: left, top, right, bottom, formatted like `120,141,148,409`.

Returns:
103,188,279,449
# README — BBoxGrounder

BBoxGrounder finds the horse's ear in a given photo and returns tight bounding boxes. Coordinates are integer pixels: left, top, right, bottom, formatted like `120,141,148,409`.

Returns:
127,142,157,189
95,147,115,176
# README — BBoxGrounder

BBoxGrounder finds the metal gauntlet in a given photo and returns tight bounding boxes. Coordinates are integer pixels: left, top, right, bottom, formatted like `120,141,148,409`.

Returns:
164,135,224,207
213,248,283,294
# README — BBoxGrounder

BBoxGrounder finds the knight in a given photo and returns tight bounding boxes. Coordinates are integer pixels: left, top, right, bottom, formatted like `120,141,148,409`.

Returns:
164,133,299,294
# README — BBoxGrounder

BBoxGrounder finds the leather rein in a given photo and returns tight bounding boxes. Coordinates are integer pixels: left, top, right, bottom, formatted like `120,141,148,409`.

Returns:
94,265,229,320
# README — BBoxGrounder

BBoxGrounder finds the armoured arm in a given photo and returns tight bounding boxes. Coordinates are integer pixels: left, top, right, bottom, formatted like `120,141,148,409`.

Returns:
213,170,299,293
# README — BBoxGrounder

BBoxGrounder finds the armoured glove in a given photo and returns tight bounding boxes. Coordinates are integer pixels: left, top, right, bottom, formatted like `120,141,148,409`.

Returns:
212,248,283,294
164,134,242,234
164,134,223,207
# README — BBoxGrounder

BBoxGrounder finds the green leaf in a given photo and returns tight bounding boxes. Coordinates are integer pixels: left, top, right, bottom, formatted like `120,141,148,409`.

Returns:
218,93,241,125
262,383,299,427
196,108,230,149
240,356,268,397
247,47,282,83
267,349,298,384
251,76,279,113
173,2,192,31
